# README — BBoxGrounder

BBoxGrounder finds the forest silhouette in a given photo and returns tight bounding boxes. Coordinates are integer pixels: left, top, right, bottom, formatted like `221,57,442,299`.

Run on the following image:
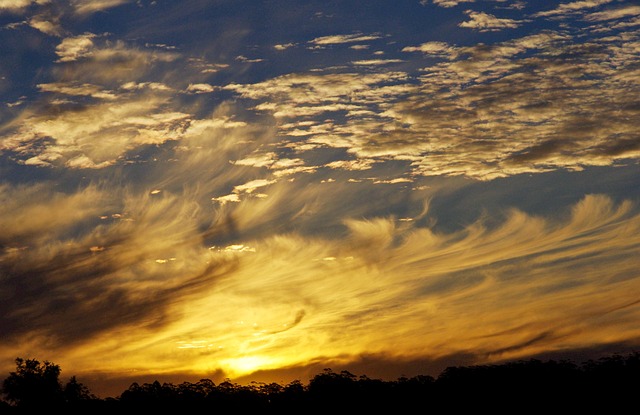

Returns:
1,352,639,413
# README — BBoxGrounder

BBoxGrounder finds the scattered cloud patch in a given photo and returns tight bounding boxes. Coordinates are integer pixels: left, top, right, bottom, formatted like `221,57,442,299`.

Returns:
28,13,62,36
233,179,277,194
351,59,404,66
186,83,216,94
38,82,117,99
534,0,614,18
274,43,296,50
402,41,456,57
0,0,49,13
236,55,265,63
55,33,96,62
422,0,475,7
309,33,382,46
121,81,172,91
459,10,522,31
585,4,640,22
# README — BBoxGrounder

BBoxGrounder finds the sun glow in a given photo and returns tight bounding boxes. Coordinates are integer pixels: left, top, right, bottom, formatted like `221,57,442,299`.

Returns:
221,356,276,376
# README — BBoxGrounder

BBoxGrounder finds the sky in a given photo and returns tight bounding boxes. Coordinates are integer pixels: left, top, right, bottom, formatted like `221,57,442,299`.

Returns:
0,0,639,398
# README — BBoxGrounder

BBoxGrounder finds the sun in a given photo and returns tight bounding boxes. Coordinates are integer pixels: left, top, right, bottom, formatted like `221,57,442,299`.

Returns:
221,356,276,377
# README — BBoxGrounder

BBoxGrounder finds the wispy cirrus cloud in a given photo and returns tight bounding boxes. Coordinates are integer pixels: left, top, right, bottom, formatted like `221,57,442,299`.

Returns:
534,0,614,18
351,59,404,66
0,0,49,13
309,33,383,46
37,82,118,99
69,0,131,15
0,32,198,168
585,4,640,21
1,95,189,168
4,170,637,384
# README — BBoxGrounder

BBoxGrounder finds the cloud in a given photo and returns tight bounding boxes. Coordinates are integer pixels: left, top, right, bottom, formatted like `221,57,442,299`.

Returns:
222,24,638,180
459,10,522,31
0,182,108,245
274,43,296,51
28,13,62,36
235,55,265,63
0,0,49,13
533,0,614,18
225,71,410,114
422,0,475,7
121,81,172,91
1,85,639,390
309,33,382,46
186,83,216,94
351,59,404,66
232,152,279,168
0,0,637,399
70,0,131,15
36,192,640,382
233,178,277,194
402,41,457,57
55,33,96,62
51,36,180,86
0,183,237,349
1,95,191,168
212,193,241,205
0,33,198,168
585,4,640,22
38,82,117,99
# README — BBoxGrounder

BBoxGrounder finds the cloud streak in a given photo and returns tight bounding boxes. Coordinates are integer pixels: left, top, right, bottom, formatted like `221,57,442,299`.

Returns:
2,168,638,389
459,10,523,31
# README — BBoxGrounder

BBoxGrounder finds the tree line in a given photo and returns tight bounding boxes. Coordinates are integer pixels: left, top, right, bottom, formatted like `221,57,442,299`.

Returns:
1,352,639,413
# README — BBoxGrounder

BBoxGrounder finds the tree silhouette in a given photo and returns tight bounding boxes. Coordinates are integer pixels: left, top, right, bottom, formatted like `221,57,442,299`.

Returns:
64,375,95,402
1,358,64,410
2,352,640,411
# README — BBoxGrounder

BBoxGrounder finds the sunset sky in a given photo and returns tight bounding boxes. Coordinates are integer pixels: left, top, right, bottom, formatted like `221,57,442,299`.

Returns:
0,0,639,398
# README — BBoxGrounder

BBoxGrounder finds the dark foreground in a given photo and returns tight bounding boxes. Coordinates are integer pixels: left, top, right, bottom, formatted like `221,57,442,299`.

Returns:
2,352,639,413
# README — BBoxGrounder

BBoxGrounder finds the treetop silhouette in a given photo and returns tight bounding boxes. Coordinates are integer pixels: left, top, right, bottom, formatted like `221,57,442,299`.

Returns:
2,352,639,412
